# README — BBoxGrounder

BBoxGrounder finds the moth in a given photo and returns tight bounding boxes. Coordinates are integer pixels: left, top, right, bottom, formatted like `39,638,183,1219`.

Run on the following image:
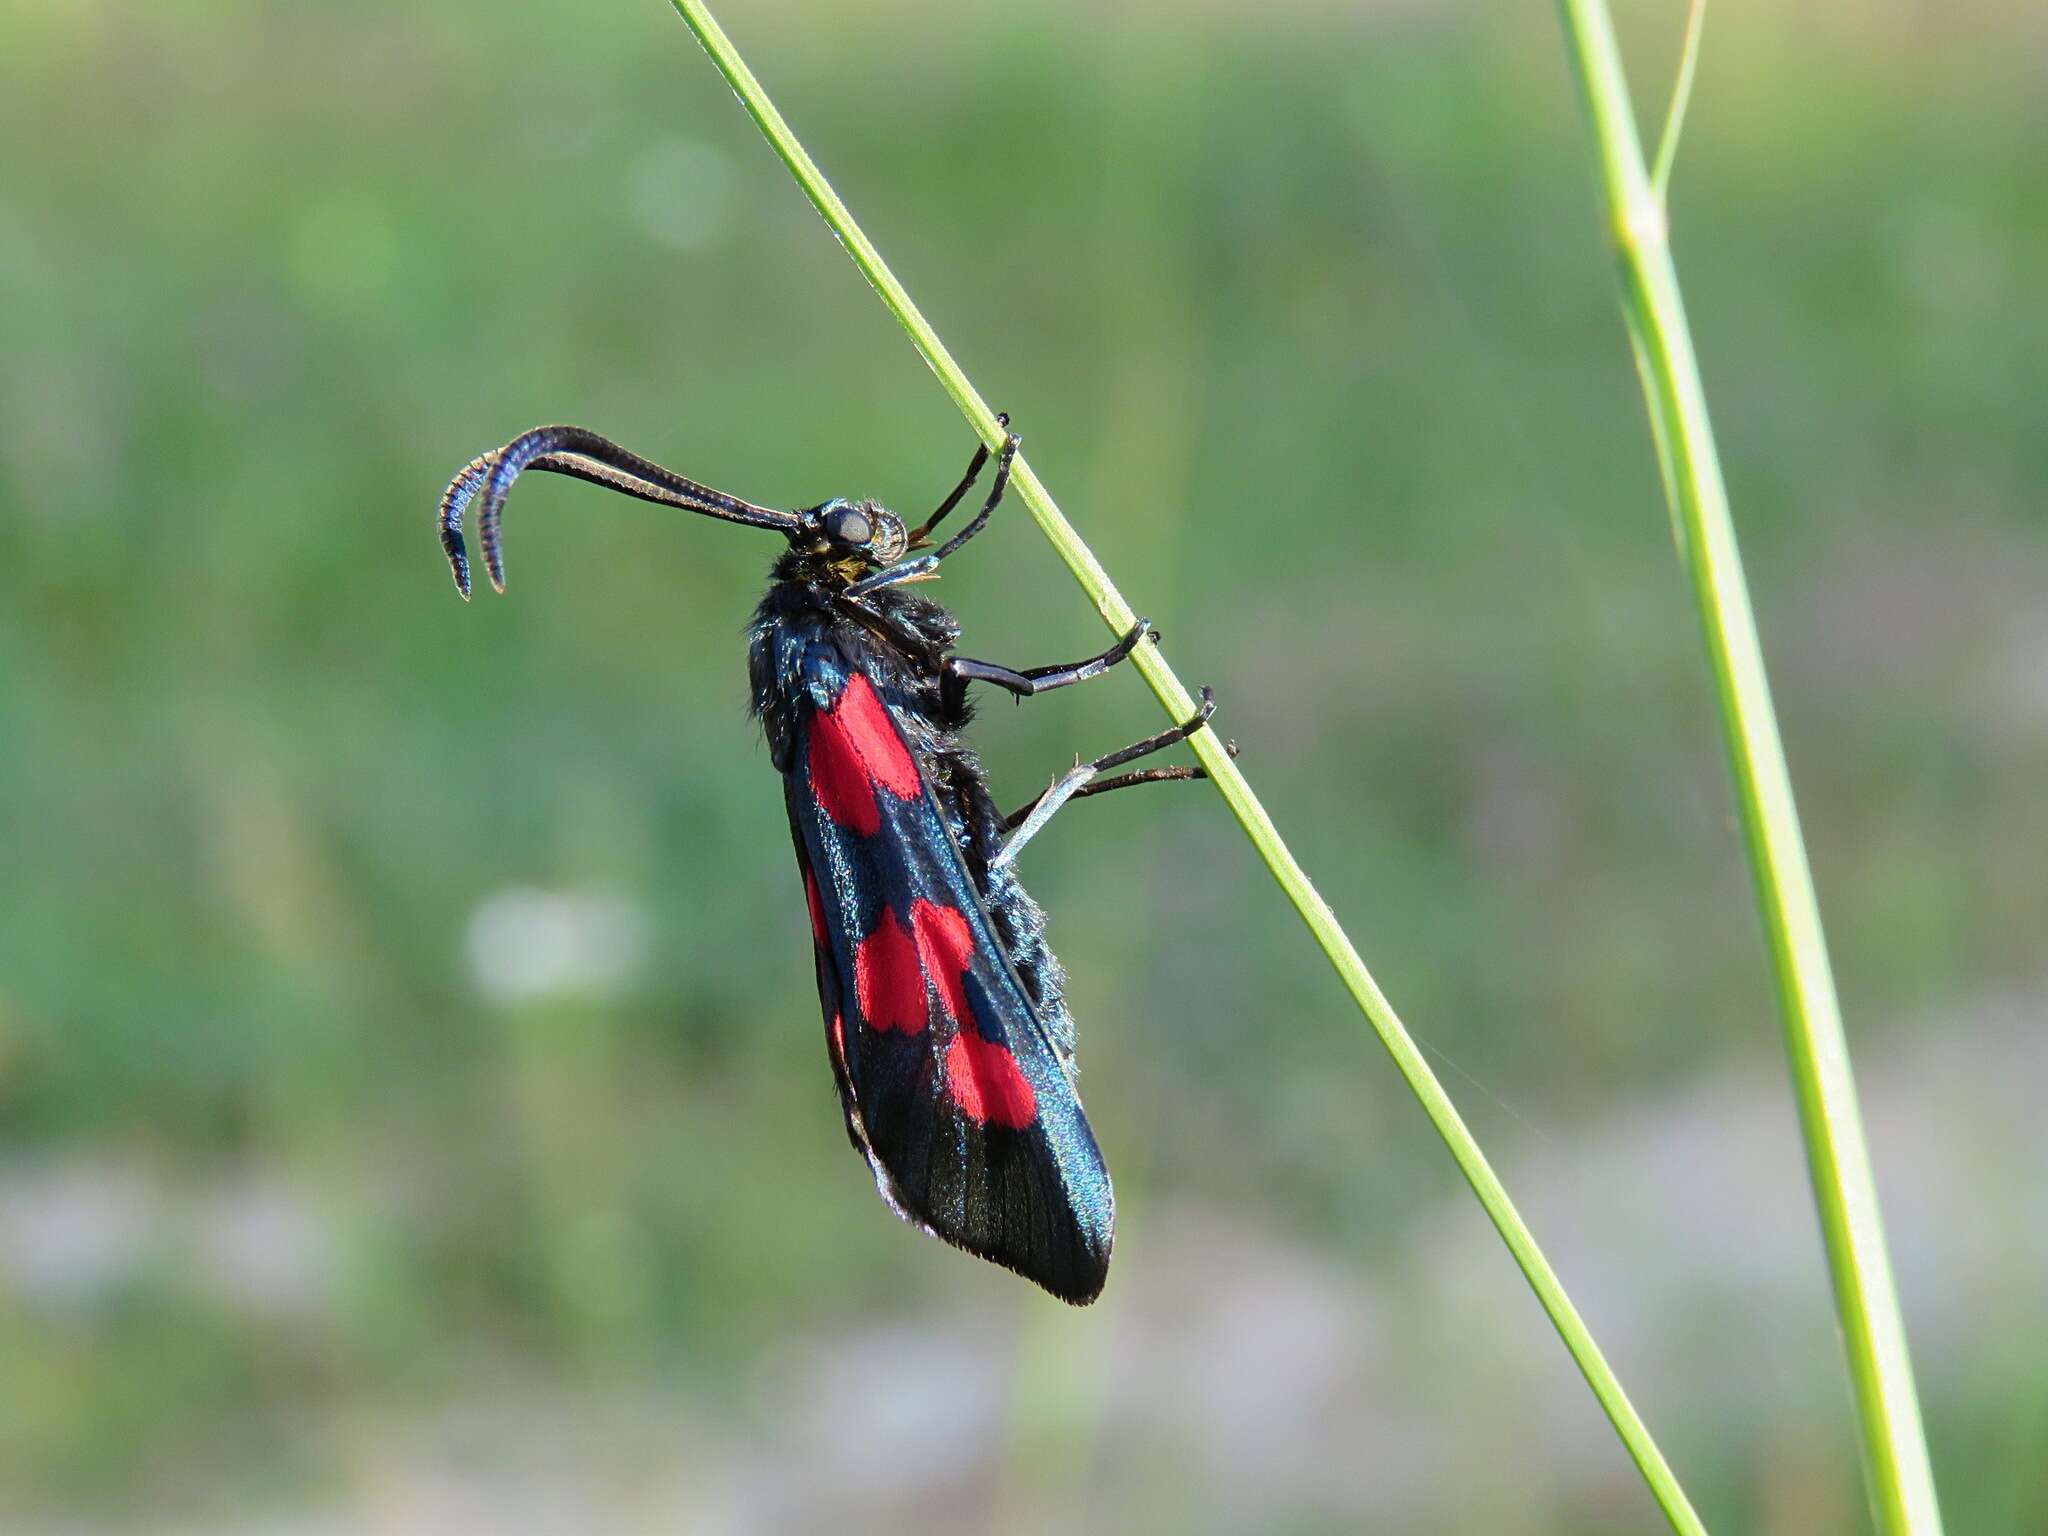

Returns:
437,420,1220,1302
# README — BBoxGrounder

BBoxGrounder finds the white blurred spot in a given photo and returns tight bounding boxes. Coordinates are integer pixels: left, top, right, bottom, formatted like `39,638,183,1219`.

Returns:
195,1173,334,1319
465,887,649,1006
0,1160,154,1307
0,1161,330,1319
626,136,737,253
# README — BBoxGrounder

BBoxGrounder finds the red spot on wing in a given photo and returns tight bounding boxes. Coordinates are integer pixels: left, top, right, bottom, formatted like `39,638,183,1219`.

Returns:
855,908,927,1033
912,899,1035,1128
945,1030,1037,1129
828,1010,846,1065
910,900,975,1024
804,869,829,947
807,673,921,834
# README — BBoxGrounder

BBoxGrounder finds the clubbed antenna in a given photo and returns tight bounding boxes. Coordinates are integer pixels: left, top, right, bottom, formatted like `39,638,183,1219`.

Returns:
437,425,803,598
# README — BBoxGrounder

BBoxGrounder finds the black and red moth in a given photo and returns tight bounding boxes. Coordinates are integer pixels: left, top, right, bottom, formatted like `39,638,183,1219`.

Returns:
437,421,1219,1304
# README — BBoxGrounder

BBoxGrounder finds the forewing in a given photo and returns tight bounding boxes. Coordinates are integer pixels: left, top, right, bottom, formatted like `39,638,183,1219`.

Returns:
784,641,1113,1304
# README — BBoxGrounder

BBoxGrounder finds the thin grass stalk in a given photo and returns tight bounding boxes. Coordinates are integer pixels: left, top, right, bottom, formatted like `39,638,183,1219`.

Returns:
1649,0,1707,203
1552,3,1942,1531
663,1,1706,1526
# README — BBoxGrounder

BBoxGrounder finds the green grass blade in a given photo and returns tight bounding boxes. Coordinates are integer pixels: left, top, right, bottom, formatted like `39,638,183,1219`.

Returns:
1553,3,1943,1531
1650,0,1708,202
664,1,1707,1527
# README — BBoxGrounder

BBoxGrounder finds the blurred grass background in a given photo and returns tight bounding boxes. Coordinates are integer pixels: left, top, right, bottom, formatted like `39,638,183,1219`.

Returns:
2,0,2044,1530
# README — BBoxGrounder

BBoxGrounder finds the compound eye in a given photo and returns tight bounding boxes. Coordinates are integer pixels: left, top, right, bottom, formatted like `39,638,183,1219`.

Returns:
827,507,873,547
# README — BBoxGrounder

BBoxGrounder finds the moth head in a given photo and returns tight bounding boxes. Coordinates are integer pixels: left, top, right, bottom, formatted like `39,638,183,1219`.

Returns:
810,498,908,567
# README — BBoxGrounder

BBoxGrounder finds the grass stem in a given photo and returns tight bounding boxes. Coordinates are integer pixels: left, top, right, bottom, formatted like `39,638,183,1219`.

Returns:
1650,0,1708,203
1554,3,1943,1530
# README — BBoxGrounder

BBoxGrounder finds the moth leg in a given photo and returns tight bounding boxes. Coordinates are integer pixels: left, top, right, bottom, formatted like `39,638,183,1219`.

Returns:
994,689,1228,868
827,593,949,669
845,430,1019,599
905,412,1008,548
945,617,1156,703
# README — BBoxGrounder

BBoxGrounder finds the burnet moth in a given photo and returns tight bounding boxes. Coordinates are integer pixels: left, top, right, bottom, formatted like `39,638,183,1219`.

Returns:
437,420,1222,1303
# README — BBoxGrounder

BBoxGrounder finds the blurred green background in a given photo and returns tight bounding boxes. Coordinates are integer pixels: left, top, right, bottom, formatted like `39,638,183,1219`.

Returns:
2,0,2043,1530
